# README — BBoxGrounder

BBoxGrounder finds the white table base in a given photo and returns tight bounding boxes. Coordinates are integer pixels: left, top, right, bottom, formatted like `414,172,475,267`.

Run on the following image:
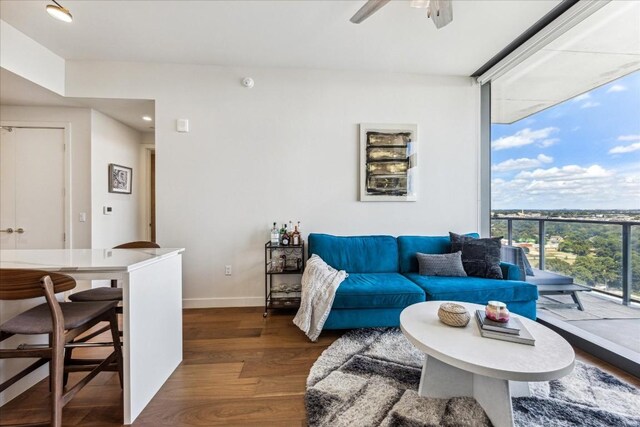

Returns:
418,355,530,427
123,254,183,423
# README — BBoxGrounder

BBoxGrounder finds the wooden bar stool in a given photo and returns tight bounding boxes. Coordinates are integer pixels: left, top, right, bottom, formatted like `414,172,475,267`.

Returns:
0,269,123,427
67,241,160,341
69,241,160,305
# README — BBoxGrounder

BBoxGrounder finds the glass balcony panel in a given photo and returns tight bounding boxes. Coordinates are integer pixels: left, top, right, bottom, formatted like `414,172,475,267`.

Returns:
543,222,622,297
490,219,507,240
507,220,540,268
490,219,540,268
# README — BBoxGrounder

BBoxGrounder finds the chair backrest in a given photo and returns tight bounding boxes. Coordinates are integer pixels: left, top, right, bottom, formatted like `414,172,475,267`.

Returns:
110,242,161,288
0,269,75,300
113,241,160,249
500,246,527,281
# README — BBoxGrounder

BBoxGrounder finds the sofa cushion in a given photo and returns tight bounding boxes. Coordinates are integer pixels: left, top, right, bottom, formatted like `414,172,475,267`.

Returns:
527,268,574,286
417,251,466,277
308,234,399,273
450,232,503,279
404,273,538,304
398,233,479,273
332,273,425,309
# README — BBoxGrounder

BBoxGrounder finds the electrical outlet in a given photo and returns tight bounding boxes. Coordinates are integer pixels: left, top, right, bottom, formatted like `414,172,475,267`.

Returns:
225,265,232,276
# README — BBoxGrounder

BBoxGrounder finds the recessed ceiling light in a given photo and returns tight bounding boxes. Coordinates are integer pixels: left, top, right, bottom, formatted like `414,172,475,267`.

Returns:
142,116,153,122
46,1,73,23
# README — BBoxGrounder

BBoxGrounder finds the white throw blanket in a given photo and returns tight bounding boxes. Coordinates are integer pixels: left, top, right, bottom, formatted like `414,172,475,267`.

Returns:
293,254,347,342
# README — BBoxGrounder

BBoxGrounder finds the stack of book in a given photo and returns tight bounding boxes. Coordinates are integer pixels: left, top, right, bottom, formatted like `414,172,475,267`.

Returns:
475,310,535,346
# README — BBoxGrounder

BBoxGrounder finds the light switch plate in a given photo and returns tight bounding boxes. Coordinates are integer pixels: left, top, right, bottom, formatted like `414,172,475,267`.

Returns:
177,119,189,133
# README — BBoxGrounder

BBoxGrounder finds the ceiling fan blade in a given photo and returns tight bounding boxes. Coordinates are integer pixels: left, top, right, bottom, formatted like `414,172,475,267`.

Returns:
430,0,453,29
350,0,391,24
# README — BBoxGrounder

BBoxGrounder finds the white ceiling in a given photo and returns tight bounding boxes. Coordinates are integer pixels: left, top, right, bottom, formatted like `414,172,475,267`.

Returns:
0,68,155,132
492,1,640,124
0,0,560,76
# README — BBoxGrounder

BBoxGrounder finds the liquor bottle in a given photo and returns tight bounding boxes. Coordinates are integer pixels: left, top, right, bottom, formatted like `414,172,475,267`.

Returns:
281,224,289,246
270,222,279,245
292,225,301,246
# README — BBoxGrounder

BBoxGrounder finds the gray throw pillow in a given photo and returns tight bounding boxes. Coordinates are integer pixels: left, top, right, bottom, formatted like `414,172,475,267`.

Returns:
417,251,467,277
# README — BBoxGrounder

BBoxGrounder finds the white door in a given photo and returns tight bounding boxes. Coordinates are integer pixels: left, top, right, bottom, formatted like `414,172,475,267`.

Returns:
0,126,65,249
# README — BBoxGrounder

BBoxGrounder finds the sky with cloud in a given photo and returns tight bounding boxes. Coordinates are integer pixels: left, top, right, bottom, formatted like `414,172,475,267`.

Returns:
491,71,640,210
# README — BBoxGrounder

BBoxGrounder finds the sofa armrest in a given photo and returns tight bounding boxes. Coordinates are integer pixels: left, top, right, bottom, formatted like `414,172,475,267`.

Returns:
500,262,523,281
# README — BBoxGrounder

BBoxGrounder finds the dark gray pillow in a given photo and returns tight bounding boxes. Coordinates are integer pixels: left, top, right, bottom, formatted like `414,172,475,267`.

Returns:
450,232,503,279
417,251,467,277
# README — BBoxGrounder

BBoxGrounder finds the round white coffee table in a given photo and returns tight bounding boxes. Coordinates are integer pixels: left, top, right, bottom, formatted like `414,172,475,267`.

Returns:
400,301,574,427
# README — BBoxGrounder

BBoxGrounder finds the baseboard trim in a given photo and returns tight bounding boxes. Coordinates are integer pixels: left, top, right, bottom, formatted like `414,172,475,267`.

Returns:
182,297,264,309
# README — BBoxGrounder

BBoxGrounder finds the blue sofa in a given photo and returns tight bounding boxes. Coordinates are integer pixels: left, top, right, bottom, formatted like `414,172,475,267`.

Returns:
308,233,538,330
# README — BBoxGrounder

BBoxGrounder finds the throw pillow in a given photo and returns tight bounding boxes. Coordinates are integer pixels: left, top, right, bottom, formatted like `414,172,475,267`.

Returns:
417,251,467,277
449,232,503,279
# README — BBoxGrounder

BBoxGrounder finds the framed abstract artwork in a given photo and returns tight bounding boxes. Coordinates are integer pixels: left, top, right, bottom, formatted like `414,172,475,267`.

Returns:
108,163,133,194
359,123,418,202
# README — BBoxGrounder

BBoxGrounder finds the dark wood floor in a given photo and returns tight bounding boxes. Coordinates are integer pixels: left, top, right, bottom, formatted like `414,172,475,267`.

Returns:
1,307,639,426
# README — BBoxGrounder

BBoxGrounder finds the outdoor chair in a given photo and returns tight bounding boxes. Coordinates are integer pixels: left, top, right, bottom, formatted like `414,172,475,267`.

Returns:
500,245,590,311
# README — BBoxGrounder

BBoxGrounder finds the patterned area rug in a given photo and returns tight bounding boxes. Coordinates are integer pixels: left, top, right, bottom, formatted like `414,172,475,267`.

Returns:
305,328,640,427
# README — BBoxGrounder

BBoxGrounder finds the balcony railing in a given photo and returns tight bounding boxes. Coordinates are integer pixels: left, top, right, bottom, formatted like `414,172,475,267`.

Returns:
491,216,640,305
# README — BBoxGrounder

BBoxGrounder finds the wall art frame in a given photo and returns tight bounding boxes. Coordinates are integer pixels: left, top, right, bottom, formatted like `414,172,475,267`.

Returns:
108,163,133,194
359,123,418,202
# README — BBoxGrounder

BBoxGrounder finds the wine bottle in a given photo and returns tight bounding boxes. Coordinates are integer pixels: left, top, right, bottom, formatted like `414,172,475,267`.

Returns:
281,224,289,246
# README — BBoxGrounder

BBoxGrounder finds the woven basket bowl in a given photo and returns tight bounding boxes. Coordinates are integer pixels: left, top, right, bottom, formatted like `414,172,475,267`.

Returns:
437,302,470,327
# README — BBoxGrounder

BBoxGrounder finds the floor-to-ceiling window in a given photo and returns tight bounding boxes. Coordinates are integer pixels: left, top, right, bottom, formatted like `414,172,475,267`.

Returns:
479,1,640,374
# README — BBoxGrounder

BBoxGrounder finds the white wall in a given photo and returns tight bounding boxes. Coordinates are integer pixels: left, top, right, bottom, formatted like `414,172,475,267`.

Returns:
65,61,481,307
141,132,155,146
91,110,144,247
0,20,65,95
0,106,91,248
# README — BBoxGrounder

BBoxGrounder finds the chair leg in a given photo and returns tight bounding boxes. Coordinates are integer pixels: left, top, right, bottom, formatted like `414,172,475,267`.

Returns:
63,342,73,386
109,311,124,389
572,291,585,311
51,333,65,427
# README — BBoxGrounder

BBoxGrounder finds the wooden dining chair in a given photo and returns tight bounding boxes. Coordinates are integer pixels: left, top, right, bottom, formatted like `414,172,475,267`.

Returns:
0,269,123,427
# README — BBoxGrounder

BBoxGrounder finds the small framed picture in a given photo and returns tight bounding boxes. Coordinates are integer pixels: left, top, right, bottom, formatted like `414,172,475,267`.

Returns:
108,163,133,194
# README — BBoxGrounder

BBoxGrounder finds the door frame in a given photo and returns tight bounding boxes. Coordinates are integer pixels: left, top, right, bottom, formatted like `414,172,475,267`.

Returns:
0,121,72,248
140,143,155,242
